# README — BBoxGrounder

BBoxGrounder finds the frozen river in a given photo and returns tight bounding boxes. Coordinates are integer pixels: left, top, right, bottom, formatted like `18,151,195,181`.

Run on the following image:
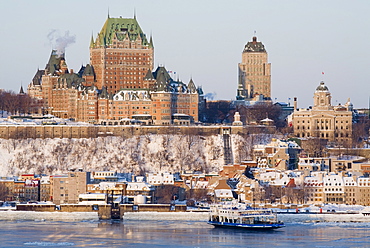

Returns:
1,218,370,247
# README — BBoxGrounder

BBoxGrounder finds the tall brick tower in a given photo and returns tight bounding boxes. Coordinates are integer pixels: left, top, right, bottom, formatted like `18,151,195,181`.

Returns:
90,15,154,94
237,36,271,100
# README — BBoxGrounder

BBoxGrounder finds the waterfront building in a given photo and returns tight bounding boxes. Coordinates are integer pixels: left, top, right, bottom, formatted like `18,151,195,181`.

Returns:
40,176,51,202
13,180,25,202
50,171,89,204
323,173,344,204
304,172,324,204
0,179,15,201
19,174,40,202
356,177,370,206
293,81,353,143
87,182,126,197
24,179,39,202
343,175,358,205
147,173,174,186
91,171,119,183
237,36,271,100
126,176,154,197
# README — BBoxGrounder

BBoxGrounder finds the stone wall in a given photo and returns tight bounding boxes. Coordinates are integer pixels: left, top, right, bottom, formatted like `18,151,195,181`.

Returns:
120,204,187,214
16,203,188,219
0,125,275,139
16,204,55,212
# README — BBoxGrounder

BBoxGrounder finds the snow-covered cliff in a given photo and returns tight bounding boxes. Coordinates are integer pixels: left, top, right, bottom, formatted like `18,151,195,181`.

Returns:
0,133,272,176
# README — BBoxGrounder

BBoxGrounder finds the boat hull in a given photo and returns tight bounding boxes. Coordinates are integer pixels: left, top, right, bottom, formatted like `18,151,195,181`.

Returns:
208,221,285,230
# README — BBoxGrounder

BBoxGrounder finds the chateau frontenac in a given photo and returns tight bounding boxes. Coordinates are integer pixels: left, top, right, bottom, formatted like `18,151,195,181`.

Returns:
28,15,204,125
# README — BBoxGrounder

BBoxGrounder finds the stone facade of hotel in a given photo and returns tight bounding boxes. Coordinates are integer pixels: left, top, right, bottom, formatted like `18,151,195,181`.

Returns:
27,16,202,125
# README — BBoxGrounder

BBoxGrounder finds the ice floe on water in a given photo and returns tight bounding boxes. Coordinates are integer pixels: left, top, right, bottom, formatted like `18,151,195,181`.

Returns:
0,211,98,221
278,213,370,224
23,242,74,246
122,211,209,221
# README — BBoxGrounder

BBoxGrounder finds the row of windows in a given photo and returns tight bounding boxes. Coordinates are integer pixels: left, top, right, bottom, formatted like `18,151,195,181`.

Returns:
324,188,343,191
105,56,150,61
109,61,147,65
296,125,349,130
105,52,150,56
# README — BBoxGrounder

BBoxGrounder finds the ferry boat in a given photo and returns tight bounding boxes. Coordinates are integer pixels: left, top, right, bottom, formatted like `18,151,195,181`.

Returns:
208,204,285,230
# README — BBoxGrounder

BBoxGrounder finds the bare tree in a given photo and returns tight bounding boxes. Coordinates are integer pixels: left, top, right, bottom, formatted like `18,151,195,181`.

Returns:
352,116,369,148
154,185,181,204
301,138,326,157
238,103,283,127
0,183,9,201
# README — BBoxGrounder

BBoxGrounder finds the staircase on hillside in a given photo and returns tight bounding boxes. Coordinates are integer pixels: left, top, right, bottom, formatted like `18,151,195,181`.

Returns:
222,128,233,165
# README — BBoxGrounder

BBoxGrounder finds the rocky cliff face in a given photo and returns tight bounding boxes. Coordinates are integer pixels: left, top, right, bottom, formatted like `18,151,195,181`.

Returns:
0,133,272,176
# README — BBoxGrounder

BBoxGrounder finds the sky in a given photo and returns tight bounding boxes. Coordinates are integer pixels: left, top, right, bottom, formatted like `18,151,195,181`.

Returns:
0,0,370,108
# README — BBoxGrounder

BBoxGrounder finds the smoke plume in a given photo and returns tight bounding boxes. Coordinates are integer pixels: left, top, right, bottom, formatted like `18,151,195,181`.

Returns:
47,29,76,57
204,92,217,100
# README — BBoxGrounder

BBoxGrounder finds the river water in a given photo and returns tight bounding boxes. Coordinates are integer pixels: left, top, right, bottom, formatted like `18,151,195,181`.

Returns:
1,219,370,247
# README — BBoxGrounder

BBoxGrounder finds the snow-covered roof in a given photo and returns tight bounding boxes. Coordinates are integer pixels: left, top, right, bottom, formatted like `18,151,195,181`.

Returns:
126,182,152,191
214,189,233,198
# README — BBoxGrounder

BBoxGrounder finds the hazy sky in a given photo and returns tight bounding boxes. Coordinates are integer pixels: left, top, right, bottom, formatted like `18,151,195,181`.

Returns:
1,0,369,108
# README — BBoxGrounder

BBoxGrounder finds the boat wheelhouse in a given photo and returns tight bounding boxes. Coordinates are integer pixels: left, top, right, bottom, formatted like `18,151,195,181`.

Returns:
208,204,285,230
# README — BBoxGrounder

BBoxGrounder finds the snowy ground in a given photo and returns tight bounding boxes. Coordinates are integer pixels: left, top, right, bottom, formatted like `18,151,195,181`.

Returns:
0,211,98,221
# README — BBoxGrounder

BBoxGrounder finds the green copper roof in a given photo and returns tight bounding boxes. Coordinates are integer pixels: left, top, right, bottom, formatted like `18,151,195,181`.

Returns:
243,36,266,53
32,69,45,86
95,16,150,47
316,81,329,91
143,69,154,80
188,78,197,93
45,50,66,75
153,66,171,83
78,64,95,78
57,73,84,88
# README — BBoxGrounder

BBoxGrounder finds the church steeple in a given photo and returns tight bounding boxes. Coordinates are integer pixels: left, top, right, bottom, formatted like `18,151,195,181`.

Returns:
19,85,25,95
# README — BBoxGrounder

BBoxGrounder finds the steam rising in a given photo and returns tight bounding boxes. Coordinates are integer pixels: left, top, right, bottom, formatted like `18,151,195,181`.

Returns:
205,92,217,100
47,30,76,57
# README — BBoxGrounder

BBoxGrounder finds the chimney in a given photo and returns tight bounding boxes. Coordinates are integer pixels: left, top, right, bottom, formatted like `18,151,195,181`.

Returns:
294,97,297,110
252,36,257,43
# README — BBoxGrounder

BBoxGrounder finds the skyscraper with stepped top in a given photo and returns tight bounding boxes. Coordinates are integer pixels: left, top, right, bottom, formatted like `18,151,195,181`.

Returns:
237,36,271,101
